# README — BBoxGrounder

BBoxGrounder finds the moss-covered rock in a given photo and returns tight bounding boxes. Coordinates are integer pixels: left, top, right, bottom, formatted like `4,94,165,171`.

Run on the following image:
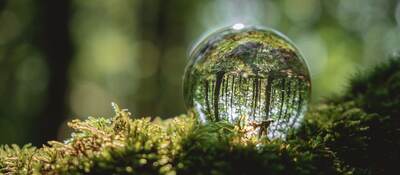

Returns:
1,57,399,175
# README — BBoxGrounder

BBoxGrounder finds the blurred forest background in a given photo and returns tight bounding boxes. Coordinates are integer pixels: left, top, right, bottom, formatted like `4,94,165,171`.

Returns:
0,0,399,145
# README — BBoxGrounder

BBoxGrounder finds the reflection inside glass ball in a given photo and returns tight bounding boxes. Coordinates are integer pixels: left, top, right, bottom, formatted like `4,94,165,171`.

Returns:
183,24,311,139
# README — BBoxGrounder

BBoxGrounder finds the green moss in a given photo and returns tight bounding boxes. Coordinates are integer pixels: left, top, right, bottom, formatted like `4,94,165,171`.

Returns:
1,57,400,175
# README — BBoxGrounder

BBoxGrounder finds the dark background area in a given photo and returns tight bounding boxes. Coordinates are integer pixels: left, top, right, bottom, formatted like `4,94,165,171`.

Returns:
0,0,399,145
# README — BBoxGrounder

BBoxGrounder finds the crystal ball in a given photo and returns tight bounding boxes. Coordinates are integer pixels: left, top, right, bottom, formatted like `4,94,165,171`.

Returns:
183,24,311,139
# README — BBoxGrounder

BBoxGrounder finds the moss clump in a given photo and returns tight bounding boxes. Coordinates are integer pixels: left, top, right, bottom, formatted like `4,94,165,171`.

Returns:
1,57,400,175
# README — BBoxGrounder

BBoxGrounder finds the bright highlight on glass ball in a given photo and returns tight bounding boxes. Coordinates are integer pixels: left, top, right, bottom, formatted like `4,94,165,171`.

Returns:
183,24,311,139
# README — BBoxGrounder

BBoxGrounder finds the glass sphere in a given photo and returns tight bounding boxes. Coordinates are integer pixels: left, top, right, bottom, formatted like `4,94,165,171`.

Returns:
183,24,311,139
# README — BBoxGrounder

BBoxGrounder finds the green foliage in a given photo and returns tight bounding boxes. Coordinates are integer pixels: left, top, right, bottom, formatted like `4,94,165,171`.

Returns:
0,144,36,174
1,57,400,175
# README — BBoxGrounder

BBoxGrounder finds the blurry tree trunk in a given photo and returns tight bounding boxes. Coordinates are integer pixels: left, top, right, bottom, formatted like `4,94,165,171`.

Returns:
0,1,5,12
34,0,72,145
136,0,169,116
135,0,195,116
